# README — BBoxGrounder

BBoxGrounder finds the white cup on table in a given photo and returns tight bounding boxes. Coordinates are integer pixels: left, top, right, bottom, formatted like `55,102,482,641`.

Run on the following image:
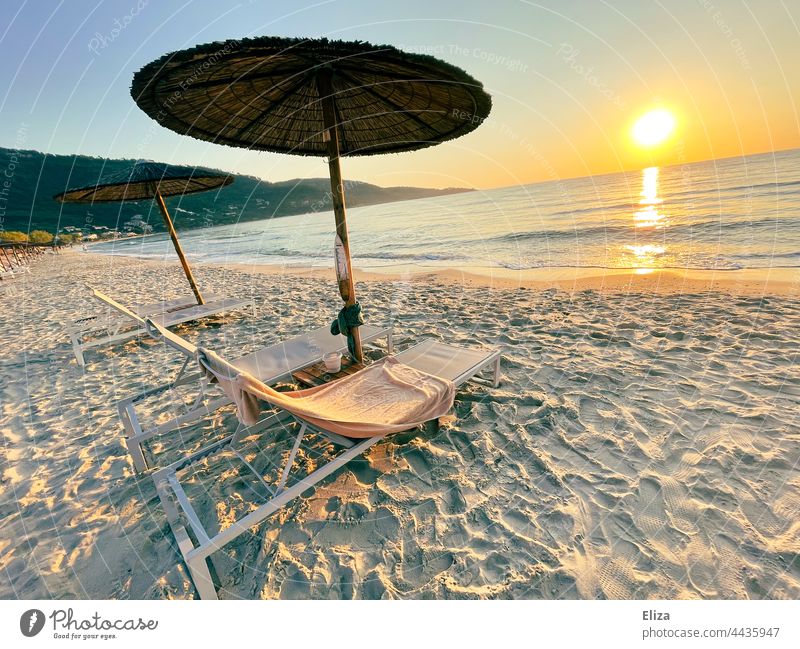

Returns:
323,351,342,373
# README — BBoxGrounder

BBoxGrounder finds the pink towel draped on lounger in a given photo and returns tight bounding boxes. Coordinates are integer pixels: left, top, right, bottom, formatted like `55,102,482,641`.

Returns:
197,348,456,438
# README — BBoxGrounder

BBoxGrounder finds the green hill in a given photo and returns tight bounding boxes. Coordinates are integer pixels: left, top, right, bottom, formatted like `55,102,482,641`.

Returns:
0,147,472,235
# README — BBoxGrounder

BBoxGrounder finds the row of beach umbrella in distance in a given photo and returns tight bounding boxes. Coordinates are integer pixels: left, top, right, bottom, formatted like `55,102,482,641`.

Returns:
55,36,492,361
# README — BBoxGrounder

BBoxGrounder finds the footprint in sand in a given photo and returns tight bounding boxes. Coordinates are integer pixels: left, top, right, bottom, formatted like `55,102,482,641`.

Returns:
712,534,749,598
278,565,311,598
439,481,468,515
739,493,789,539
538,509,575,547
336,564,356,599
446,430,477,462
397,525,454,590
597,539,642,599
360,569,388,599
630,476,688,563
400,447,434,484
501,508,536,541
683,536,718,598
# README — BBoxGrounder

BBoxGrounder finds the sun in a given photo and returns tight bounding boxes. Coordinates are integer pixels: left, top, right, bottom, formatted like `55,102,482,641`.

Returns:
632,109,676,147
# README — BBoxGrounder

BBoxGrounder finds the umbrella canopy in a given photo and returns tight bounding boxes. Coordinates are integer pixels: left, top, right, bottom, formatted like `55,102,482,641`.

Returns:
131,37,492,156
54,160,233,202
131,36,492,359
55,161,233,305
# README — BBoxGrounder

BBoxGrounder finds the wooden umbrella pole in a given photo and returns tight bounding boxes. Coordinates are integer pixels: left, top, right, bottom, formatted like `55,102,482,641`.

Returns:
318,69,362,362
152,186,205,305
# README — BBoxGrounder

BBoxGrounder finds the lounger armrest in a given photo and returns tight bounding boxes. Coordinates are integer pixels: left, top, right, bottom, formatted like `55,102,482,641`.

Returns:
145,317,198,357
90,288,148,326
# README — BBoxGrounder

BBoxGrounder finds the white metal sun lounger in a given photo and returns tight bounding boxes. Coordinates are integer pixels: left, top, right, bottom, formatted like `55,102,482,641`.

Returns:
1,266,31,278
67,286,255,366
118,317,394,472
152,338,500,599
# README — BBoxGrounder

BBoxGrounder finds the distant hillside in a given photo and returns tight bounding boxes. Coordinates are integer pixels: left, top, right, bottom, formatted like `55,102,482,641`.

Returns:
0,147,472,234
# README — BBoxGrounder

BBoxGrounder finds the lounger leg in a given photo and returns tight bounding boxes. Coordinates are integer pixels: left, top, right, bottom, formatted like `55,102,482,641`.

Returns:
186,549,218,600
155,476,219,599
120,400,147,472
125,435,148,473
117,401,149,473
187,435,386,571
492,356,501,388
186,381,208,413
275,423,306,493
386,329,394,354
70,331,86,367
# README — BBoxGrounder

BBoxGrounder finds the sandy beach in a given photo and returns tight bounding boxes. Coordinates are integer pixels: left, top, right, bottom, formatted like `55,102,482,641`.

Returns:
1,250,798,599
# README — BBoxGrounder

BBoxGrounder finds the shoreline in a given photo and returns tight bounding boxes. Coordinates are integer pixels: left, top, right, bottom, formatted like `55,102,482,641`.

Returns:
77,251,799,296
221,261,800,296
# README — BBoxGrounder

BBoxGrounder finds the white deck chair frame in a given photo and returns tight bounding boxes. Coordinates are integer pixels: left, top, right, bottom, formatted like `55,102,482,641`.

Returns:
118,320,394,473
152,339,501,599
67,287,255,366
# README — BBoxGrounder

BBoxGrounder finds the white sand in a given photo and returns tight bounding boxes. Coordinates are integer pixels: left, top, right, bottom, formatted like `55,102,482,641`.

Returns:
0,251,798,599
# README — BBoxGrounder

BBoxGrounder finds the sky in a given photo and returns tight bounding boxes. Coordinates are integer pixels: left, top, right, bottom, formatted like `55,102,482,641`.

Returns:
0,0,798,190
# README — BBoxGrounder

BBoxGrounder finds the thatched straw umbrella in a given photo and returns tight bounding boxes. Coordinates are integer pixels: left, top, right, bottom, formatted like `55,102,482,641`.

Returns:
131,36,491,360
54,161,233,305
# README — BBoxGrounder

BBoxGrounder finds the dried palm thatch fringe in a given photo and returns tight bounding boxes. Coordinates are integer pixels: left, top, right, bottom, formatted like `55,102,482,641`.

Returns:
53,160,232,203
130,36,492,157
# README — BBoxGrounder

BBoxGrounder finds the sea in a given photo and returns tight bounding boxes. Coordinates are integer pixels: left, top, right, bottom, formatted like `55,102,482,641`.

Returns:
90,148,800,274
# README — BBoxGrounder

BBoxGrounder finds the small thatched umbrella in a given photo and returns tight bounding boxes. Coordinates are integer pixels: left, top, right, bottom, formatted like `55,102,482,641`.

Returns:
131,37,491,360
54,161,233,305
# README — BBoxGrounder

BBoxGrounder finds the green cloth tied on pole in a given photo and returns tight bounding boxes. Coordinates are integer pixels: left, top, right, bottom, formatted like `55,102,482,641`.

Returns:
331,302,364,358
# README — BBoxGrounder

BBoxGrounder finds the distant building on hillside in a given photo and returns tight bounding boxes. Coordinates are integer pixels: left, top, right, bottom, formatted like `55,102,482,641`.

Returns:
123,216,153,234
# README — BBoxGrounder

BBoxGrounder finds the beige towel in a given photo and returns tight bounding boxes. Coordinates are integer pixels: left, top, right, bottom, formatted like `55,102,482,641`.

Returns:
198,348,456,438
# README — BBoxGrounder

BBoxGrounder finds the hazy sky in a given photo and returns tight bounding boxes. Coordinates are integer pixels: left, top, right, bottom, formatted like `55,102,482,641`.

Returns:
1,0,798,189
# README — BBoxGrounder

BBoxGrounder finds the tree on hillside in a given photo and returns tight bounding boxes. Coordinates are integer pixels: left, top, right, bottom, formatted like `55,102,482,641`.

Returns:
56,233,78,245
0,231,28,242
29,230,54,244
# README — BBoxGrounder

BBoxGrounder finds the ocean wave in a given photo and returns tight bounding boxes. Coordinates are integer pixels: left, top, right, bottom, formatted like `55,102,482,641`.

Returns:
549,201,636,218
701,178,800,195
495,261,745,271
487,215,798,243
648,176,800,199
89,244,800,272
250,247,469,262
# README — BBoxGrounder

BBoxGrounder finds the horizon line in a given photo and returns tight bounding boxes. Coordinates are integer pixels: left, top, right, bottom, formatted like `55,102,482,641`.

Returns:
2,142,798,194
